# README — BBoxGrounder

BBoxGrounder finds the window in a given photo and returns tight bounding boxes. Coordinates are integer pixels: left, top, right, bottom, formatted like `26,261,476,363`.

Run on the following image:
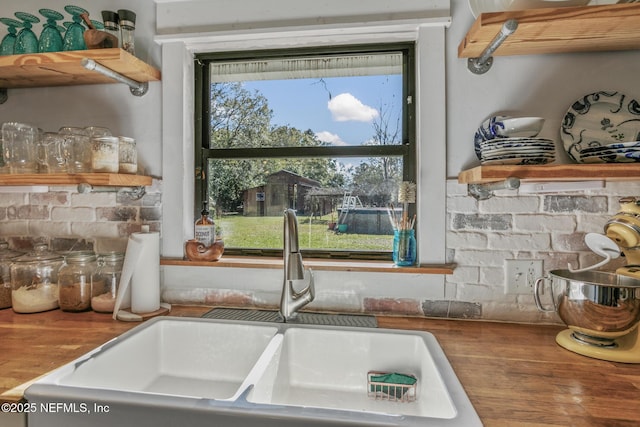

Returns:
195,44,415,259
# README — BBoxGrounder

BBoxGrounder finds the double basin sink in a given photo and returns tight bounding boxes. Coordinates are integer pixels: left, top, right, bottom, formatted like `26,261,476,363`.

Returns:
26,316,482,426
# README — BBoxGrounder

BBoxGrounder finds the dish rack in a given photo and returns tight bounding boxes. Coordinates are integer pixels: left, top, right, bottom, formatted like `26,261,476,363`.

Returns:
367,371,417,403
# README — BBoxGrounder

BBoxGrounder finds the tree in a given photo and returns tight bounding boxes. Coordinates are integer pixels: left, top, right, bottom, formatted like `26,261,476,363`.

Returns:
207,83,346,215
350,102,403,206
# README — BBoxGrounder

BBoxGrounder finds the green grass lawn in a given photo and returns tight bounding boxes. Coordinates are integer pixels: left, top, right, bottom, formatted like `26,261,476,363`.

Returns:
217,214,393,251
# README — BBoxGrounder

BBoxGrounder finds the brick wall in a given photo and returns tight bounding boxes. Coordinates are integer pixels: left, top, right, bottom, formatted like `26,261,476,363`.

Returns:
446,179,635,323
0,180,161,253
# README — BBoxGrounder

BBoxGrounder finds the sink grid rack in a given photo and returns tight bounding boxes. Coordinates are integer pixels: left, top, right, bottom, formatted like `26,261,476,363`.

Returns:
367,371,417,403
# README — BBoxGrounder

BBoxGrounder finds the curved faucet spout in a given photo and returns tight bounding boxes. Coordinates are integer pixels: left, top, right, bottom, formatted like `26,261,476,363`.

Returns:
280,209,316,321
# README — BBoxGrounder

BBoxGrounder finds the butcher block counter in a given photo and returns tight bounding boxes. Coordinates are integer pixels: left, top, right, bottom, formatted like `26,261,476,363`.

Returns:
1,306,639,427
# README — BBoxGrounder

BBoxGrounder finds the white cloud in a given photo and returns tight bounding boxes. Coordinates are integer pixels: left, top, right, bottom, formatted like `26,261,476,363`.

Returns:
328,93,379,122
315,131,348,146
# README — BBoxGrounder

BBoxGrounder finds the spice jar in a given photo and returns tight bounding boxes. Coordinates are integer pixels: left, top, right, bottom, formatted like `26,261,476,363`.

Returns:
101,10,120,47
118,136,137,174
117,9,135,55
58,251,97,312
91,252,123,313
91,136,119,173
0,240,22,309
11,243,63,313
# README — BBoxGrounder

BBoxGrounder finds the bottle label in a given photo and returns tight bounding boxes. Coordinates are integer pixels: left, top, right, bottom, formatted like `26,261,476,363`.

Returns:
195,225,215,247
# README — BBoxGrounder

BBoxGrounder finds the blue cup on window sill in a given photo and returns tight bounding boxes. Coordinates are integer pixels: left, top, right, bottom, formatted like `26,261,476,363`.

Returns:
393,229,416,267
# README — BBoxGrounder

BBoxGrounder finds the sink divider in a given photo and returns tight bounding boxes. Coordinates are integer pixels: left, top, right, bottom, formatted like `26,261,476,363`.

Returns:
226,333,284,402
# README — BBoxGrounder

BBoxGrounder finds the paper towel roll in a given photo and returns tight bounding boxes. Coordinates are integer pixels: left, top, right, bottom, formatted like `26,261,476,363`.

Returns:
113,230,160,319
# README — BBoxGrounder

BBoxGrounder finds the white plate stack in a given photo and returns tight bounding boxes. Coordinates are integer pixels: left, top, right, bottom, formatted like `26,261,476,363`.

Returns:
474,115,555,165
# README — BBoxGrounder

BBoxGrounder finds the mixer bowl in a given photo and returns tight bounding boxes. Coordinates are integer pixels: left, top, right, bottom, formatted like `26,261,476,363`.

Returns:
535,270,640,342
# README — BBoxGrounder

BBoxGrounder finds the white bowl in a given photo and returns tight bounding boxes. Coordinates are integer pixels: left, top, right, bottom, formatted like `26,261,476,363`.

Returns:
474,117,546,158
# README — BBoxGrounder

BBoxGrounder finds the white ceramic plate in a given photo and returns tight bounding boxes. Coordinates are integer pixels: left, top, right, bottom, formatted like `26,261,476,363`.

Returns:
481,156,555,166
468,0,591,18
560,91,640,162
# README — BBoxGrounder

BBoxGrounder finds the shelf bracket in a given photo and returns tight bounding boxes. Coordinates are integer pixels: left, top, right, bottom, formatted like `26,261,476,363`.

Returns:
467,19,518,75
81,58,149,97
0,88,7,104
77,183,146,200
468,177,520,200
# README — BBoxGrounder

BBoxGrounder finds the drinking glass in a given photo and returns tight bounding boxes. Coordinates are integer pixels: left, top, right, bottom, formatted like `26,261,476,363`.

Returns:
58,126,90,172
38,132,70,173
2,122,40,174
38,9,64,53
62,5,87,51
0,18,21,55
13,12,40,54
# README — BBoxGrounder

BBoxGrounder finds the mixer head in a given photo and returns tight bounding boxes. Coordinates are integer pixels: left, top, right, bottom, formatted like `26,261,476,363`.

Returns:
604,196,640,266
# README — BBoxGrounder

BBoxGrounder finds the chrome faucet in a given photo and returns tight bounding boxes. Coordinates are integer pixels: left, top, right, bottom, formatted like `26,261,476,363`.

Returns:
279,209,315,321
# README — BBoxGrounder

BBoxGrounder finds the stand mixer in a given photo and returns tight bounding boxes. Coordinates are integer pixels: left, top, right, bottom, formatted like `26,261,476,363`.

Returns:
536,197,640,363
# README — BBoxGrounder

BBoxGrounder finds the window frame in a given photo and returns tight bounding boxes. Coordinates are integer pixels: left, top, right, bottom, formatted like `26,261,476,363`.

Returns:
194,43,417,260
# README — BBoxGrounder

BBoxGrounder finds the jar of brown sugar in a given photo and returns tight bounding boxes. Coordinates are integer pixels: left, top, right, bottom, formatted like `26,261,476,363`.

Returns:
58,252,97,312
91,252,123,313
0,241,22,309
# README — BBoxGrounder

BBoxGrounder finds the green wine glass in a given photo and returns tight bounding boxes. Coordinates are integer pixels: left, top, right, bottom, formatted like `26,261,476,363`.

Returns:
13,12,40,54
62,5,87,51
0,18,21,55
38,9,64,52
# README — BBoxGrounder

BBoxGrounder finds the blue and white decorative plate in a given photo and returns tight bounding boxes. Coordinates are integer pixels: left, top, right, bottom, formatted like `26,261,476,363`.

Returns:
561,91,640,162
578,140,640,156
580,150,640,164
481,155,555,166
476,138,554,159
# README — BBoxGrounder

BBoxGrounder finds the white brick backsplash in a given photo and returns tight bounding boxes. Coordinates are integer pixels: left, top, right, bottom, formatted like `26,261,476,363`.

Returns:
454,249,515,267
488,233,550,251
514,214,576,232
575,214,609,233
70,222,121,238
0,193,27,205
455,283,496,301
446,231,487,249
449,265,479,283
602,181,640,197
0,221,28,235
480,196,540,213
447,195,478,212
51,207,96,221
29,221,72,236
479,266,504,288
551,232,588,252
71,192,117,207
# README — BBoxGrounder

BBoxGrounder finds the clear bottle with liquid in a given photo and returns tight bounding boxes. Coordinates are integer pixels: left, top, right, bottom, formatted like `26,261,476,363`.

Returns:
194,201,215,247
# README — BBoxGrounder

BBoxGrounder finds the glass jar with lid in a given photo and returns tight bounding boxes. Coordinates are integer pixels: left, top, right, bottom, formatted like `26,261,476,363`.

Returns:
91,136,119,173
58,251,97,312
91,252,124,313
11,242,63,313
0,240,22,309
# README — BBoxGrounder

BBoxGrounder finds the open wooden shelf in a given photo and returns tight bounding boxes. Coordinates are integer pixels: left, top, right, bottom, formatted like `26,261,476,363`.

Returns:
0,48,160,89
0,173,152,187
458,3,640,59
458,164,640,184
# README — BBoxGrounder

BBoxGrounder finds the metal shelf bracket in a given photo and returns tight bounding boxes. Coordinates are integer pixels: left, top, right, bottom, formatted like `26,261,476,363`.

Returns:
81,58,149,96
468,177,520,200
467,19,518,75
77,183,146,200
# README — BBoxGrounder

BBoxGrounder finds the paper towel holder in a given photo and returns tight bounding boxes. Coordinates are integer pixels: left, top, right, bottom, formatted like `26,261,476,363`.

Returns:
77,183,146,200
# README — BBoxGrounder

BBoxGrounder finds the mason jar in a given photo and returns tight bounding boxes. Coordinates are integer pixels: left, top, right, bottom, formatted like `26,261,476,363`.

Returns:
91,136,119,173
58,251,97,312
91,252,123,313
0,240,22,309
118,136,137,174
11,243,63,313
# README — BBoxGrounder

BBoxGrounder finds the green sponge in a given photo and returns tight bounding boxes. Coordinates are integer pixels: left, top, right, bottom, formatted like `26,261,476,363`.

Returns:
369,372,417,399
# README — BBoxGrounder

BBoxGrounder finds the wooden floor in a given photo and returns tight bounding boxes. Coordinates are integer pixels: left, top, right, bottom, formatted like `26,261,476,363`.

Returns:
1,306,639,426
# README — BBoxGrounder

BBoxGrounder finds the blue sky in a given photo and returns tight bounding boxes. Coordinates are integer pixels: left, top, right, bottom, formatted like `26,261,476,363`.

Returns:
243,74,402,147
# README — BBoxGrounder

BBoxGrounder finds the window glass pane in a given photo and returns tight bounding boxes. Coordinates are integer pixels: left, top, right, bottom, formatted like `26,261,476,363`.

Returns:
207,156,403,251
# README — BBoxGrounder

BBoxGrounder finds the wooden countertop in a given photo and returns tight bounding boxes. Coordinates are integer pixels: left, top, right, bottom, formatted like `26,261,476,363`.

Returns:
1,306,639,426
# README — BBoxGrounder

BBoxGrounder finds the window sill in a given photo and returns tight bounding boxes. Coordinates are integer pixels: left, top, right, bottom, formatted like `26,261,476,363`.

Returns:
160,256,455,274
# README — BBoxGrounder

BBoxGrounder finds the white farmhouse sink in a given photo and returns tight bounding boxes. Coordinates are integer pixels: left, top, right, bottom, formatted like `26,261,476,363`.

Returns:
26,317,482,427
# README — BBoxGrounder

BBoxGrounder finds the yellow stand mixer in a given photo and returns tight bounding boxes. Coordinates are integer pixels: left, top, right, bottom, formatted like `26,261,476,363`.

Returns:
537,197,640,363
